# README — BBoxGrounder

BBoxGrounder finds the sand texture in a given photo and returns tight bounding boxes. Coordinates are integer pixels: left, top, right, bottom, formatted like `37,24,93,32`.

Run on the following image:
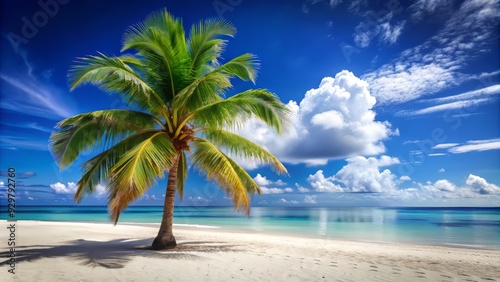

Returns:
1,220,499,281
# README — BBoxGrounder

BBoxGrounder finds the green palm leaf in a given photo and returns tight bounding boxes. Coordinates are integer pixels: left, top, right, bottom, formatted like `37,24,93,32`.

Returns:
188,18,236,74
108,131,177,223
74,130,163,202
69,53,168,117
193,89,292,134
50,110,162,169
191,138,259,215
204,128,287,174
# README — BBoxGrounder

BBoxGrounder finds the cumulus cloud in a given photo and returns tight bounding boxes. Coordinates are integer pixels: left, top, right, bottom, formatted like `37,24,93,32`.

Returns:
307,155,400,193
307,170,343,192
334,155,400,192
421,179,457,192
363,0,499,104
399,175,411,181
254,174,271,186
296,183,311,193
235,71,396,165
253,174,292,194
465,174,500,194
50,182,77,194
299,157,499,202
438,168,445,173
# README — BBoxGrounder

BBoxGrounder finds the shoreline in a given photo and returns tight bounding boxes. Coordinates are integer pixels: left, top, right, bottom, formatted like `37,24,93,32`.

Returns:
1,220,499,281
10,219,499,251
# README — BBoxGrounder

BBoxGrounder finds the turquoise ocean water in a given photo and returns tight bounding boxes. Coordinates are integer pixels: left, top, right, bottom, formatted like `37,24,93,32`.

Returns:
2,206,499,250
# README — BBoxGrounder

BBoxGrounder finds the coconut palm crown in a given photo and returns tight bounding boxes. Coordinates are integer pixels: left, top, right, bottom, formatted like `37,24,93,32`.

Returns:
49,9,291,250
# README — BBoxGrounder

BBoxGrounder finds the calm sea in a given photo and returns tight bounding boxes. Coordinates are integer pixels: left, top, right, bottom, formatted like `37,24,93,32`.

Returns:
3,206,499,250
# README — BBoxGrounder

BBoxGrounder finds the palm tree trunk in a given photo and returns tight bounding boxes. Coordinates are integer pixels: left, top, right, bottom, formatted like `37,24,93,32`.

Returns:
151,153,179,250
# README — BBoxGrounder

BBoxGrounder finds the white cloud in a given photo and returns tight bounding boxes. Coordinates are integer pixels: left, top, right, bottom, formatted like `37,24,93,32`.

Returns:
428,153,446,157
0,73,75,120
428,84,500,104
253,174,271,186
334,156,400,193
296,183,311,193
353,12,406,48
307,155,400,193
432,143,459,149
449,139,500,154
279,198,298,204
379,21,406,45
399,175,411,181
253,174,292,194
304,195,318,204
275,180,287,186
235,71,396,165
188,196,209,202
363,0,499,104
50,182,77,194
307,170,343,192
439,168,445,173
253,174,287,187
398,98,491,116
409,0,453,21
422,179,457,192
465,174,500,194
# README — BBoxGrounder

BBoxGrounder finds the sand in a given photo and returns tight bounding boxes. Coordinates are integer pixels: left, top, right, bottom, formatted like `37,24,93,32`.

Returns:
1,220,499,281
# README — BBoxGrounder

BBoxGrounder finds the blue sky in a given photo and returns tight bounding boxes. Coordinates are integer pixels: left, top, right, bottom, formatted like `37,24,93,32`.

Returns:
1,0,499,208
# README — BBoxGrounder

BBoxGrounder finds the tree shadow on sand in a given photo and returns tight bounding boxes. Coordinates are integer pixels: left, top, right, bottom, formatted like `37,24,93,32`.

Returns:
0,237,241,269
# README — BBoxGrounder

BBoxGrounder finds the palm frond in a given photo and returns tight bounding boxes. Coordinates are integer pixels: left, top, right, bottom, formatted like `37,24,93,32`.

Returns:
204,128,287,174
171,54,260,117
214,53,259,83
191,138,259,215
192,89,292,134
188,18,236,74
121,9,192,103
108,131,177,223
68,53,168,116
50,110,161,169
171,71,229,118
74,130,163,202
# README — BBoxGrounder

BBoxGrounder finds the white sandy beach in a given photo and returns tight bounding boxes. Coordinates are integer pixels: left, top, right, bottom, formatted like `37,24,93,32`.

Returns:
1,220,499,282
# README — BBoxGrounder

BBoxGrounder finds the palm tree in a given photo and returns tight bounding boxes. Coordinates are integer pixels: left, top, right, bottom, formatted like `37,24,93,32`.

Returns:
49,9,290,250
